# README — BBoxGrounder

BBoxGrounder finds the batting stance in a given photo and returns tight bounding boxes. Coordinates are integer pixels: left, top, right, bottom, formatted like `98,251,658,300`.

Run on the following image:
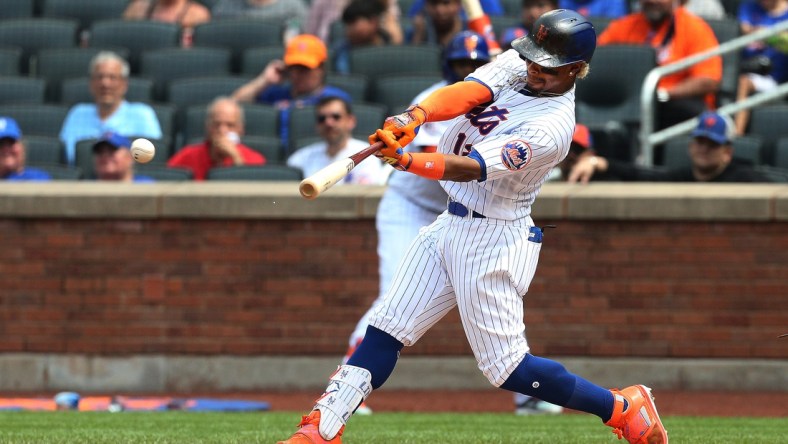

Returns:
339,31,492,415
278,10,668,444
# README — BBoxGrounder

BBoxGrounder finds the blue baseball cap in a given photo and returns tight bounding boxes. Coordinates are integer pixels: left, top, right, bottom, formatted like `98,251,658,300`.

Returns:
691,111,732,145
92,132,131,152
0,116,22,141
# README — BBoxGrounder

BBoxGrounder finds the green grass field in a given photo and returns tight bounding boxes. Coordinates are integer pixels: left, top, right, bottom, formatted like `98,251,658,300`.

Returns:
0,411,784,443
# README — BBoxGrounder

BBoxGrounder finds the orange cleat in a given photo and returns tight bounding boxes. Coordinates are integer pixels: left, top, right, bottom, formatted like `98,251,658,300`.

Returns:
277,410,343,444
606,385,669,444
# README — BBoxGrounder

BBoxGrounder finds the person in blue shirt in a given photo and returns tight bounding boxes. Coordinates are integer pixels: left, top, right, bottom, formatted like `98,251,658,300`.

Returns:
91,133,154,182
559,0,628,18
0,117,51,182
330,0,394,75
232,34,352,155
59,51,162,166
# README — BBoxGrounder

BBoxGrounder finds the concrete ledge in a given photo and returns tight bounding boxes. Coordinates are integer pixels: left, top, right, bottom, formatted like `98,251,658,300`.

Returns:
1,355,784,393
2,182,787,221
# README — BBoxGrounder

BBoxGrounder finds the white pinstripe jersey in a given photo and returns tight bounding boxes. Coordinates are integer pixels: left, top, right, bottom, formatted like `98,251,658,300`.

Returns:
437,49,576,221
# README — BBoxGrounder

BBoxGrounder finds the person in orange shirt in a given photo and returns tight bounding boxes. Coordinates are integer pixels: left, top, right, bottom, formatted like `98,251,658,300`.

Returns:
598,0,722,132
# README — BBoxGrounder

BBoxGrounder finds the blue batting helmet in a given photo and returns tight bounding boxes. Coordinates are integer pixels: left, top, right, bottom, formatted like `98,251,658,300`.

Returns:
512,9,596,68
442,31,491,83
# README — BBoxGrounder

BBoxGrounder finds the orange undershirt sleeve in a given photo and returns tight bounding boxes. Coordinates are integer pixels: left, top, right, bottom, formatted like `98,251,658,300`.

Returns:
417,81,493,123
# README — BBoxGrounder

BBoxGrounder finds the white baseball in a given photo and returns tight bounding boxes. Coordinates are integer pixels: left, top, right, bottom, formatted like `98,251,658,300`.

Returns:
130,138,156,163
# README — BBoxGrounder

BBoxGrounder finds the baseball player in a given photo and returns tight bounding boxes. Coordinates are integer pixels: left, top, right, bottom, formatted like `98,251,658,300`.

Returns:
340,30,492,415
278,10,668,444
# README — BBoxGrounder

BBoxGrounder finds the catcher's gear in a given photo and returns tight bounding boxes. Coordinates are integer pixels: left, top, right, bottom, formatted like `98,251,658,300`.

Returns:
512,9,596,67
443,30,492,83
369,105,426,148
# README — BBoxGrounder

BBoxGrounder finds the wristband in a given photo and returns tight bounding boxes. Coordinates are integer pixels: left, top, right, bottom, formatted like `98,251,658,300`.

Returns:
399,152,445,180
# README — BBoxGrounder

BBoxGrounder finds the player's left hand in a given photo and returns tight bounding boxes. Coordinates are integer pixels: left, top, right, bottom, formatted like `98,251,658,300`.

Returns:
374,129,407,169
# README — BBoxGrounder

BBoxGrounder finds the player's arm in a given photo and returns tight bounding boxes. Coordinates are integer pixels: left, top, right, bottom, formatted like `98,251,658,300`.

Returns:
369,81,492,147
373,129,481,182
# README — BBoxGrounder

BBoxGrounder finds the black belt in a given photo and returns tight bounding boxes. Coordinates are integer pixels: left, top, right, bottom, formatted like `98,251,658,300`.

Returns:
448,200,485,218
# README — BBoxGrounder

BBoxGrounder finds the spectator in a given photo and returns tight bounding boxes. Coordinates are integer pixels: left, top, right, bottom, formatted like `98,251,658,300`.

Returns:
330,0,395,74
231,34,352,152
679,0,727,19
306,0,403,44
733,0,788,135
598,0,723,132
123,0,212,47
407,0,504,17
211,0,307,25
59,51,162,167
167,97,266,181
92,133,154,182
568,110,771,183
499,0,559,50
287,96,388,185
559,0,628,18
0,117,51,181
407,0,465,47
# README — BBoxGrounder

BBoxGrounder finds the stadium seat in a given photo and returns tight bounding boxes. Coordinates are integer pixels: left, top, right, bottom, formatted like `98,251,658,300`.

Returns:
140,47,233,101
287,102,386,152
490,16,520,37
240,46,284,77
74,138,98,179
0,47,22,76
24,136,64,165
586,120,636,163
0,104,69,138
180,103,279,148
41,0,128,36
288,106,319,148
370,74,442,114
0,77,46,105
0,0,35,19
28,163,82,180
750,104,788,165
290,136,322,154
134,165,193,181
706,18,741,105
150,103,176,150
326,73,369,104
206,165,303,181
240,135,285,164
60,77,154,106
661,136,692,169
89,20,179,74
36,47,131,103
588,16,614,36
167,76,248,109
0,19,79,74
349,45,442,78
732,135,763,165
775,137,788,169
500,0,521,16
575,45,657,126
191,20,283,73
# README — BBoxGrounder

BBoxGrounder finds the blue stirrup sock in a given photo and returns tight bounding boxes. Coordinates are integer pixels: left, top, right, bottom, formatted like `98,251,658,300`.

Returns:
500,354,615,422
346,326,404,389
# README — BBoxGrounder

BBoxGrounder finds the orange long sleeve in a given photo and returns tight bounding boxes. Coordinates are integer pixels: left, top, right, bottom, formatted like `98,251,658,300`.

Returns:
417,81,493,122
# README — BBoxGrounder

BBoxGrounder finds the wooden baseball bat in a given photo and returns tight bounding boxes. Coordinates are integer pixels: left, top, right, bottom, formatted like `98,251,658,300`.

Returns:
462,0,502,56
299,141,384,200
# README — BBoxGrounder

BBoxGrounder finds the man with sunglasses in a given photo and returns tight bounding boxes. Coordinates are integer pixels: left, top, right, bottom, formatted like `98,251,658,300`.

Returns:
278,9,669,444
286,96,388,185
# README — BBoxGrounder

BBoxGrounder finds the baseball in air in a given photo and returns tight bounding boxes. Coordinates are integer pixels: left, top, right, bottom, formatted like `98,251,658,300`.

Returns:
130,138,155,163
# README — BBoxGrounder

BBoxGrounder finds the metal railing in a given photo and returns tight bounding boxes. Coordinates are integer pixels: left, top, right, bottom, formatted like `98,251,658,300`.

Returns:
638,19,788,166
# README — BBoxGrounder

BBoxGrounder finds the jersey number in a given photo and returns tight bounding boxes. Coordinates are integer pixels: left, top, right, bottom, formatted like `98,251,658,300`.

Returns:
452,133,472,156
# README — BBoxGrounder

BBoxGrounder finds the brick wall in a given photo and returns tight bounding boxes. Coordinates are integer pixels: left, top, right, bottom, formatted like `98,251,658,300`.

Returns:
2,216,785,360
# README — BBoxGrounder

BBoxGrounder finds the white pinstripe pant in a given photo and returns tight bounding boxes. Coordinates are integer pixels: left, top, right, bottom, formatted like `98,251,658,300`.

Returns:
369,212,542,387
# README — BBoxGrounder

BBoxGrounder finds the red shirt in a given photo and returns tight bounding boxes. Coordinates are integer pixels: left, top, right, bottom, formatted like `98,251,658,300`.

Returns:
168,140,266,180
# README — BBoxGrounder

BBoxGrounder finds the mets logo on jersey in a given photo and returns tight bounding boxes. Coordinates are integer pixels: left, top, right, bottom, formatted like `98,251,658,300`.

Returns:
501,140,532,171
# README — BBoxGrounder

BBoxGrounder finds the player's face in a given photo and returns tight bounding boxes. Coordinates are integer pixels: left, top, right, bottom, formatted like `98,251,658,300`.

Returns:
287,64,324,96
89,60,128,108
522,1,557,30
0,138,24,177
524,59,579,94
689,136,732,175
316,100,356,145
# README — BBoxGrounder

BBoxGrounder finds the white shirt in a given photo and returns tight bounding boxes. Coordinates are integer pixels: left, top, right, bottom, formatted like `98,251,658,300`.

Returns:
288,137,390,185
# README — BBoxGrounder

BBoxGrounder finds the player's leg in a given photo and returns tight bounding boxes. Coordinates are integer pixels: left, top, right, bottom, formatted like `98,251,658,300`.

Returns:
278,215,456,444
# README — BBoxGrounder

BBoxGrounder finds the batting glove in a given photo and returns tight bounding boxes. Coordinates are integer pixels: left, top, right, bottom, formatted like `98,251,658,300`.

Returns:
374,129,412,171
369,105,426,148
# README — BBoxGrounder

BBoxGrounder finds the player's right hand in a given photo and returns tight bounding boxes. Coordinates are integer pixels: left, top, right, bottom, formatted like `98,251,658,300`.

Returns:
369,105,426,148
374,129,409,170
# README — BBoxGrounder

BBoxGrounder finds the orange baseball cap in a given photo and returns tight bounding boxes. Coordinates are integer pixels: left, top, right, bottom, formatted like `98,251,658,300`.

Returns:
284,34,327,69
